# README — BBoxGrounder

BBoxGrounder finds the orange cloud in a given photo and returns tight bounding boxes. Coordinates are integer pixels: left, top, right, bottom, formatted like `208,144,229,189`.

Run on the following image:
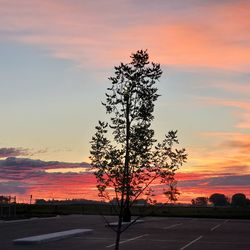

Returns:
2,155,249,204
27,173,98,201
120,22,250,70
1,0,250,70
201,99,250,110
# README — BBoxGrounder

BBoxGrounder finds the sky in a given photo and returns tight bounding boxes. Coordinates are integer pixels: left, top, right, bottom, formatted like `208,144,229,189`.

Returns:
0,0,250,203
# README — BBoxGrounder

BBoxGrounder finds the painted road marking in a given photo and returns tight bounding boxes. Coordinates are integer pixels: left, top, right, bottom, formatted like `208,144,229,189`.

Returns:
13,229,92,245
210,224,221,231
107,219,144,227
180,235,203,250
197,240,250,245
164,223,183,229
5,216,61,224
81,237,114,240
106,234,149,248
5,218,37,223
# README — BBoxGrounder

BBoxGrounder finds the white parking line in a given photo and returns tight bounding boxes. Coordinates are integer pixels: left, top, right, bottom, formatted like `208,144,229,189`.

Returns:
164,223,183,229
80,237,113,240
106,234,149,248
198,240,250,245
13,229,92,245
180,235,203,250
210,224,221,231
3,216,61,224
5,218,38,223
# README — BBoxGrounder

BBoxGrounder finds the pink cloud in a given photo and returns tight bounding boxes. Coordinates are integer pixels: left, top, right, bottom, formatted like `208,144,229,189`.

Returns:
1,156,249,204
199,97,250,110
0,0,250,70
236,113,250,129
27,173,98,201
0,147,29,158
152,174,250,203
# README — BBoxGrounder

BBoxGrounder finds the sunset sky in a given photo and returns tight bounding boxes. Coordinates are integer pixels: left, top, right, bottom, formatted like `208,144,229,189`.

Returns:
0,0,250,203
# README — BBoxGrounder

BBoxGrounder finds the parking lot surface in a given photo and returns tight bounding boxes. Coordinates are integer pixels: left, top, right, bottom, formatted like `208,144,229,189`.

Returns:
0,215,250,249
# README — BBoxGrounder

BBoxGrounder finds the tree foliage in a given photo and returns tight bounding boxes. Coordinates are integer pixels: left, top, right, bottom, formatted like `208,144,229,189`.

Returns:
209,193,229,206
90,50,187,222
0,195,11,204
231,193,247,207
191,197,208,206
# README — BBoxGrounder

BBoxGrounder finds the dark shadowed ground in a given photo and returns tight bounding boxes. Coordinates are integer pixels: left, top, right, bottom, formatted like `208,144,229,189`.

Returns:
0,215,250,250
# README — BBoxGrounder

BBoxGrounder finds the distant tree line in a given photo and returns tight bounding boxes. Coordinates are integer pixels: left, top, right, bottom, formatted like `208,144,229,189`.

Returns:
191,193,250,207
35,198,107,205
0,195,16,204
36,198,157,206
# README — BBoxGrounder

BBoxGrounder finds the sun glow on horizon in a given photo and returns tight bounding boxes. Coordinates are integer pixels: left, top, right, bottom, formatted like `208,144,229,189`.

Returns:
45,167,92,173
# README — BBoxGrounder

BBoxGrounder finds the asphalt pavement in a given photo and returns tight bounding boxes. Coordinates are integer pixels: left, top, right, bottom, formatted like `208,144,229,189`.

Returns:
0,215,249,249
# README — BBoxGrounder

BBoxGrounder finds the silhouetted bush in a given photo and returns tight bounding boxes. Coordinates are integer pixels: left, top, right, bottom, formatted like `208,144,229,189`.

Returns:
209,193,229,206
231,193,247,207
191,197,208,206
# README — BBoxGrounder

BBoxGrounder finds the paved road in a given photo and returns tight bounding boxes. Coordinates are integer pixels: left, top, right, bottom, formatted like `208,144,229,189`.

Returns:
0,215,250,249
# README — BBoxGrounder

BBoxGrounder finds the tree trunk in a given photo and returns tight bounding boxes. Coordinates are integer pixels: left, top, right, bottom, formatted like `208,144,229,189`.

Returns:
123,200,131,222
123,95,131,223
115,215,123,250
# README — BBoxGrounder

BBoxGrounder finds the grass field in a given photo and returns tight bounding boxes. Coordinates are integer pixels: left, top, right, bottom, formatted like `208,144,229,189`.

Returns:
2,204,249,220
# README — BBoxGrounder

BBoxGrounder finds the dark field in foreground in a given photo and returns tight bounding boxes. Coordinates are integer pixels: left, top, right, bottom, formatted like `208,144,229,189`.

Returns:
0,215,250,250
1,204,250,220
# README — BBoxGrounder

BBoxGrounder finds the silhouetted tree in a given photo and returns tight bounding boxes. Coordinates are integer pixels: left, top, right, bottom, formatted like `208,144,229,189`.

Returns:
90,50,187,250
164,180,180,203
209,193,229,206
191,197,208,206
231,193,247,207
0,195,11,204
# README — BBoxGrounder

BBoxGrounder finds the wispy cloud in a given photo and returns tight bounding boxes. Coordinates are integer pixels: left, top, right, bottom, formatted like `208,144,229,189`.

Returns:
179,174,250,187
0,147,29,158
207,82,250,95
199,97,250,129
182,131,250,188
177,174,250,202
0,157,91,180
0,157,96,200
200,98,250,110
152,172,250,203
0,181,27,195
0,0,249,70
1,156,249,202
